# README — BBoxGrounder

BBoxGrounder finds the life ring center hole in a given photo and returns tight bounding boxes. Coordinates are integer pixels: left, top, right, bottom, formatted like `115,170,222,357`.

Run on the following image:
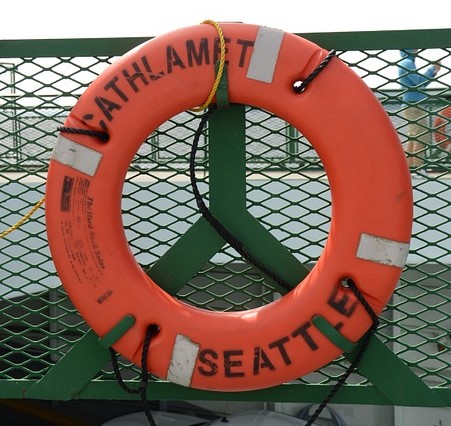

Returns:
125,107,331,312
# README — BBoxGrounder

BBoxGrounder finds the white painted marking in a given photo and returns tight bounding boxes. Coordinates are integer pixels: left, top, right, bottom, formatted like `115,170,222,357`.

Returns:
356,233,409,268
52,135,103,177
247,26,284,83
167,334,200,387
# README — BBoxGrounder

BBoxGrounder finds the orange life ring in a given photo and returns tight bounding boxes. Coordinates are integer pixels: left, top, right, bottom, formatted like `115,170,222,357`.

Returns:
46,23,412,391
434,105,451,151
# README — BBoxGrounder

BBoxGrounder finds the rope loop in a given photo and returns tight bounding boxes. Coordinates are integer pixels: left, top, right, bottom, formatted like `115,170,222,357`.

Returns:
110,324,159,426
190,20,226,112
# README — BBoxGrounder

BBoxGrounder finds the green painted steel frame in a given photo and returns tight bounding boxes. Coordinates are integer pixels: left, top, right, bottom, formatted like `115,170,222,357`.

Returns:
10,105,447,407
1,28,450,57
0,28,450,405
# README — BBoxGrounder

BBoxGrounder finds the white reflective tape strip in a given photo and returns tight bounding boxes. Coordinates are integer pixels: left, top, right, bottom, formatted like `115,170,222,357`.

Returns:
52,135,103,177
247,26,284,83
167,334,200,387
356,233,409,268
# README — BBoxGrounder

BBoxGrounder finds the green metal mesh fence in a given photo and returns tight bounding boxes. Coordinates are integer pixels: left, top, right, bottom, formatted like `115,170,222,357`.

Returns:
0,30,449,404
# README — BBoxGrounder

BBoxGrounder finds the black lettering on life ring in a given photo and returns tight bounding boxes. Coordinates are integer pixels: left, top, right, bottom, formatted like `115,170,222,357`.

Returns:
166,45,186,73
186,38,210,67
237,39,255,67
94,96,121,122
105,76,129,102
268,336,292,366
224,350,245,378
122,61,150,93
140,56,166,81
47,23,412,392
253,346,275,375
197,349,219,376
291,322,318,351
328,287,358,318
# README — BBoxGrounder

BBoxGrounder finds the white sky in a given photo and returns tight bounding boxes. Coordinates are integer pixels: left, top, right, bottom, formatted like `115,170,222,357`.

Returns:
1,0,450,39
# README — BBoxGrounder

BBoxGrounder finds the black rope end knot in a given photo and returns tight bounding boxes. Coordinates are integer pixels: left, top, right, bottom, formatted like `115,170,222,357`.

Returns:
293,49,337,94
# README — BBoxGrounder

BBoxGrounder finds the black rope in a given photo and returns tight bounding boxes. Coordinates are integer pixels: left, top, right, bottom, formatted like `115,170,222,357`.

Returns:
304,278,379,426
293,49,337,93
58,126,110,142
61,121,155,424
103,46,366,426
189,107,293,293
189,55,378,423
346,279,380,326
140,324,158,426
109,348,141,395
110,324,159,426
188,51,338,292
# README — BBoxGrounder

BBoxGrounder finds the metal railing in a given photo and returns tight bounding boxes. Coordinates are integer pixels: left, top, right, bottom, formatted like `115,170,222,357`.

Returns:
0,28,449,405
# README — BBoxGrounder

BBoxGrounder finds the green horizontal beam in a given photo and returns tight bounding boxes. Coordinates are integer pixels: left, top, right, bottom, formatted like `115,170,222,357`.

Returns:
0,29,450,58
2,380,449,406
0,37,151,57
299,28,451,50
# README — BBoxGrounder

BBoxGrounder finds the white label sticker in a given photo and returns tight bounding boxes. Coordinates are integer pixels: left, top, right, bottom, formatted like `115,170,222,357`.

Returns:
247,26,284,83
52,135,103,177
167,334,200,387
356,233,409,268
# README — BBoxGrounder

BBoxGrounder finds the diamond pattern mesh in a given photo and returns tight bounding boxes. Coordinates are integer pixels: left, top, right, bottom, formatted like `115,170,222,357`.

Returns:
0,35,449,401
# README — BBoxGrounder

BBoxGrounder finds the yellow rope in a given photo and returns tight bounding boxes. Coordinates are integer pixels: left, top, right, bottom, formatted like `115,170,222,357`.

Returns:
0,195,45,240
190,20,226,112
1,21,223,239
